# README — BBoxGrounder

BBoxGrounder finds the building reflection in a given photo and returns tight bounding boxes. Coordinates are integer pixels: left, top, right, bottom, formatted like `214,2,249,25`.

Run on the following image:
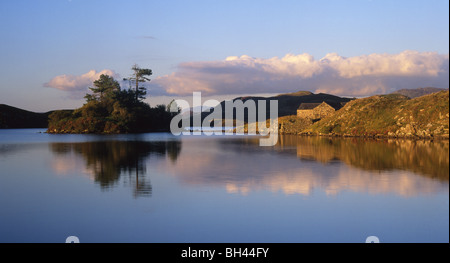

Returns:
50,140,182,198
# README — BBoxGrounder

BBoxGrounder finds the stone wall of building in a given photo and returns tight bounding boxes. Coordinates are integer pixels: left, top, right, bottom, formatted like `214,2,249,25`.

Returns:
313,103,336,119
297,109,315,119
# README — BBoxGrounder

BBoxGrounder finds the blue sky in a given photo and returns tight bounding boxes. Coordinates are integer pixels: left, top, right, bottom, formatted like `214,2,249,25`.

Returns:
0,0,448,112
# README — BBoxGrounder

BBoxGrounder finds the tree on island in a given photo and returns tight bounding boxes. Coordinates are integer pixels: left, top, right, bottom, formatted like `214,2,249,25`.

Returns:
84,74,121,103
123,64,153,102
48,66,173,134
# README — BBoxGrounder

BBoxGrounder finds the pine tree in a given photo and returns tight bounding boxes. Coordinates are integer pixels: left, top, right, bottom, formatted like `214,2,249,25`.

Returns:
85,74,121,102
125,64,152,102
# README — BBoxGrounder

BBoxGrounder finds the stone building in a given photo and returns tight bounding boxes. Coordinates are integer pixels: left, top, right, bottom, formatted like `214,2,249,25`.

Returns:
297,101,345,120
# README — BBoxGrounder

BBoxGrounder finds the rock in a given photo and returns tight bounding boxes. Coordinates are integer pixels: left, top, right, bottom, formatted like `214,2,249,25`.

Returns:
417,130,427,137
404,124,414,134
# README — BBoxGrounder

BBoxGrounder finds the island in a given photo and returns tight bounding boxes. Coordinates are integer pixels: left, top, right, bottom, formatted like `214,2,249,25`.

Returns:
47,65,177,134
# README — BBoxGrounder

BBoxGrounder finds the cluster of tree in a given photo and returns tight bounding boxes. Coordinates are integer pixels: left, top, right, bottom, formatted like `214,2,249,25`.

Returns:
48,65,178,134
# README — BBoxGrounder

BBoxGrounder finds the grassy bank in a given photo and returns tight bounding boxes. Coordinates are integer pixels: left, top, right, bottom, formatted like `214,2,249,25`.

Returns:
277,91,449,139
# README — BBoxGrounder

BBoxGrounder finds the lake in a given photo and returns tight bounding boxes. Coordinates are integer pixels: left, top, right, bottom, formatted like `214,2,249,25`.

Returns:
0,129,448,243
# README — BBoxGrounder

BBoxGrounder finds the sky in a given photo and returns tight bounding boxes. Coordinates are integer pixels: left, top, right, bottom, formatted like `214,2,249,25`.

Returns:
0,0,448,112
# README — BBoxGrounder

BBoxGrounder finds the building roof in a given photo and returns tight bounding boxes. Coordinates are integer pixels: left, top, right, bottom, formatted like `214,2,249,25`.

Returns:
297,103,322,110
297,101,347,110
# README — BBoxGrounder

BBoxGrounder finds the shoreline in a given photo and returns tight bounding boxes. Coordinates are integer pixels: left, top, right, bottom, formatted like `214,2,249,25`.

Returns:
281,131,450,140
2,127,448,141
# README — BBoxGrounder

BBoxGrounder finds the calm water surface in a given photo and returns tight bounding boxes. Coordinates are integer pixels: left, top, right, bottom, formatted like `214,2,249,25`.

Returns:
0,129,448,243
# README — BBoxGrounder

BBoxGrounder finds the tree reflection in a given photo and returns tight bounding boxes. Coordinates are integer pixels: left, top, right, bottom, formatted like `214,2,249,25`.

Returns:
50,140,182,197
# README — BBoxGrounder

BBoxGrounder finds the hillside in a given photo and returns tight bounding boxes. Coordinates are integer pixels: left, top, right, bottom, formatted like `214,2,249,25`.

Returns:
392,87,446,98
307,90,449,138
0,104,51,129
189,91,352,129
229,91,352,117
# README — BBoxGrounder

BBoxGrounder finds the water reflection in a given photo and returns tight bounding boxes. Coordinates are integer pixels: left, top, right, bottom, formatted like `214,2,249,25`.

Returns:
46,135,449,198
275,135,449,181
156,136,448,197
50,140,182,197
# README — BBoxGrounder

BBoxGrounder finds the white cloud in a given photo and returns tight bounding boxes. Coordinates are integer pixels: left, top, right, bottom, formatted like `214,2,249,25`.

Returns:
44,69,119,98
149,50,449,97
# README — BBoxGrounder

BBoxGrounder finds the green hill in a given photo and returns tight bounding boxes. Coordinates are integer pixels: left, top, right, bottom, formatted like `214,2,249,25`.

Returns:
307,90,449,138
0,104,51,129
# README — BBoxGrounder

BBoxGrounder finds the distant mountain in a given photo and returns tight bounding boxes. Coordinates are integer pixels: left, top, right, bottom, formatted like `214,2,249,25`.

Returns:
391,87,446,99
180,106,214,116
0,104,51,129
218,90,352,118
185,91,353,127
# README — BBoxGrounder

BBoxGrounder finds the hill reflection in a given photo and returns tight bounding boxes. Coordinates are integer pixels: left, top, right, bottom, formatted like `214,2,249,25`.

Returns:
50,140,182,197
155,136,448,197
276,135,449,181
47,135,448,198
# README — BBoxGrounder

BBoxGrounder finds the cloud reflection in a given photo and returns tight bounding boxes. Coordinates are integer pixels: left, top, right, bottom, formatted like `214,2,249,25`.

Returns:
46,136,448,198
157,136,448,197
